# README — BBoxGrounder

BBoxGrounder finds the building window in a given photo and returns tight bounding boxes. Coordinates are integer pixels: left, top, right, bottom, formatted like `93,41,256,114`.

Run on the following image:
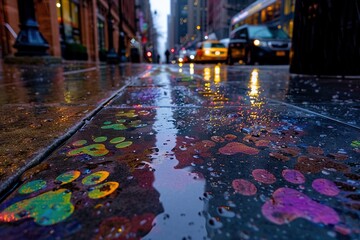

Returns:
289,19,293,37
56,0,81,44
284,0,291,15
274,0,281,19
284,0,295,15
98,18,105,50
261,9,266,22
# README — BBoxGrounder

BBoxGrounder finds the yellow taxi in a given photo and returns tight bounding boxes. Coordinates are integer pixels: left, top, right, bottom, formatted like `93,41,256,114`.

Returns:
195,40,228,63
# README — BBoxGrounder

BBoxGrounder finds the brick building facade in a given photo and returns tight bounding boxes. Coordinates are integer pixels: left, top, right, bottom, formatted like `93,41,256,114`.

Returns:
0,0,138,62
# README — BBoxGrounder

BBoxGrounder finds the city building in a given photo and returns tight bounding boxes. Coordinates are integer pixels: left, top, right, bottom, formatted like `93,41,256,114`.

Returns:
168,0,276,52
186,0,207,47
168,0,188,51
167,0,208,51
0,0,139,62
207,0,255,40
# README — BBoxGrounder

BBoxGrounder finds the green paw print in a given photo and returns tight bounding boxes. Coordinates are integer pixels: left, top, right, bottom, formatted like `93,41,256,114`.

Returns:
351,140,360,148
0,170,119,226
101,120,127,130
67,136,133,157
101,120,147,131
116,110,138,118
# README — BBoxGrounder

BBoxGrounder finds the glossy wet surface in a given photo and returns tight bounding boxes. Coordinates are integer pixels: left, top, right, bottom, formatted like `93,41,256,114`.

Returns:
0,63,359,239
0,63,150,189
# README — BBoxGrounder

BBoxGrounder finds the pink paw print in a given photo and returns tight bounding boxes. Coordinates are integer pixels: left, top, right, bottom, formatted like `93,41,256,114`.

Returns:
232,168,349,232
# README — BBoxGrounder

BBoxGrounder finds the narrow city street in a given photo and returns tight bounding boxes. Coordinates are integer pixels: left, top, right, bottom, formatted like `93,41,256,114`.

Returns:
0,63,359,239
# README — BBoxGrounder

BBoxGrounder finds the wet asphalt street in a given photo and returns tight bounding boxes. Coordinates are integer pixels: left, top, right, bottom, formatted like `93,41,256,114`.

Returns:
0,62,359,239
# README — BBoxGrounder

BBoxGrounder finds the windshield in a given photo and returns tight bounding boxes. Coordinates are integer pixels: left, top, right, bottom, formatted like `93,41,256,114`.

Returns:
248,26,289,39
203,42,226,48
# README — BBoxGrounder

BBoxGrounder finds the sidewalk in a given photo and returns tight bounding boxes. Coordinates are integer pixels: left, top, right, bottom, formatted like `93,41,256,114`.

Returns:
0,64,359,239
0,62,151,193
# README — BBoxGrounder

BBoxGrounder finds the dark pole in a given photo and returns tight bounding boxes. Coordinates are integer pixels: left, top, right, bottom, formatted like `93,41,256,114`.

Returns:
1,0,10,56
118,0,126,62
290,0,360,76
14,0,49,56
106,0,119,63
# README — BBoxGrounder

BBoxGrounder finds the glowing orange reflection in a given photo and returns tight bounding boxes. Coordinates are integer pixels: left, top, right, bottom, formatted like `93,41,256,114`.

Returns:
214,65,221,84
199,66,228,107
249,69,260,105
204,67,211,81
190,63,194,75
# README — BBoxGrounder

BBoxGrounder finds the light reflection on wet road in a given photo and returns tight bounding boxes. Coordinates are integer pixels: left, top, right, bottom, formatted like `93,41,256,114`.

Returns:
145,71,207,239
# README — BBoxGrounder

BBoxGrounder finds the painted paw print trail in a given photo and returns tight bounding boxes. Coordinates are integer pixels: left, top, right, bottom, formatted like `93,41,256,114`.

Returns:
100,110,150,131
101,120,127,130
0,170,119,226
67,136,132,157
261,187,340,225
232,168,342,226
101,120,147,130
207,130,344,228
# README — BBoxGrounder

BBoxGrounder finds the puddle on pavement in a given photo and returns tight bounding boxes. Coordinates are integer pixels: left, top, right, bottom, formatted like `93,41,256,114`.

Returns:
0,66,359,239
144,72,207,239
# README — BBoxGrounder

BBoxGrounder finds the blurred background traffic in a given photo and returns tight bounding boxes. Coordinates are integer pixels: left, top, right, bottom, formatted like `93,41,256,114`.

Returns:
1,0,359,76
167,0,294,65
0,0,295,65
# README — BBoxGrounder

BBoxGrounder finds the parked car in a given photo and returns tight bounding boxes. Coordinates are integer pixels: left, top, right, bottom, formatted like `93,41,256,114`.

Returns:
177,50,188,63
195,40,227,63
185,49,197,62
227,24,291,65
220,38,230,48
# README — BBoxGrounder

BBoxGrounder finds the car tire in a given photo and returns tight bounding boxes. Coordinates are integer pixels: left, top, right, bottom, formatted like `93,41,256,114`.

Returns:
246,50,253,65
227,52,234,65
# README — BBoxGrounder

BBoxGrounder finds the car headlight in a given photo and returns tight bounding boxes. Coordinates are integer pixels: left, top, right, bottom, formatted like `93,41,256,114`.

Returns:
253,39,267,47
178,57,183,63
205,50,211,55
190,55,195,60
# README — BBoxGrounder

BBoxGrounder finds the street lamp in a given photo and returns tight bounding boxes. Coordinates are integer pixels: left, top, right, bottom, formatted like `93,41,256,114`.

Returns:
14,0,49,56
106,0,119,63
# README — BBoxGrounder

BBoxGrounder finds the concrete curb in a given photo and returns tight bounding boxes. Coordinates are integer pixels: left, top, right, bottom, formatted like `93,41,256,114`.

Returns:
4,56,62,65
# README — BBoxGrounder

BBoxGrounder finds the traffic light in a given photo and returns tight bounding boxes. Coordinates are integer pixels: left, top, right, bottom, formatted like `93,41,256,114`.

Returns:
170,48,175,53
146,51,152,57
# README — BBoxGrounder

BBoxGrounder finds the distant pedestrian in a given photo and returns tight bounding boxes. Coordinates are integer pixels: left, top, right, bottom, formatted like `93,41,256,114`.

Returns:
165,49,170,64
157,54,160,64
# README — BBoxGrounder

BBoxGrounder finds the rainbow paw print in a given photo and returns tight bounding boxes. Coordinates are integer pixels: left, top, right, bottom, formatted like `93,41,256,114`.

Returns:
67,136,132,157
0,170,118,226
